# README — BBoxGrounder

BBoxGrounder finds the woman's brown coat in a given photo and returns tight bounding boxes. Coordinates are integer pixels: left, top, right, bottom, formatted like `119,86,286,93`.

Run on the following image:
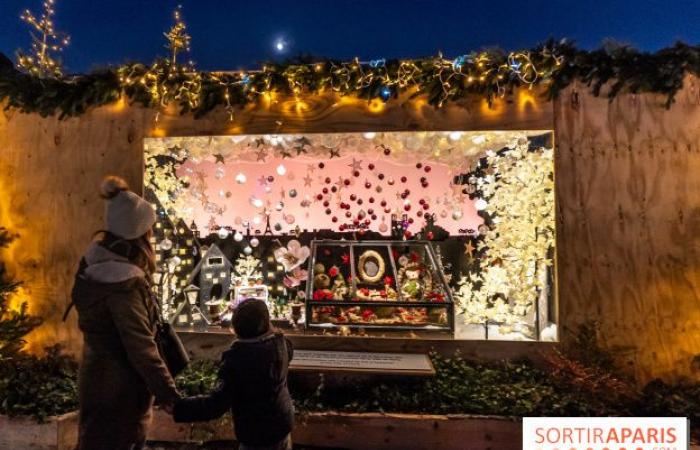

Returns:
71,243,179,450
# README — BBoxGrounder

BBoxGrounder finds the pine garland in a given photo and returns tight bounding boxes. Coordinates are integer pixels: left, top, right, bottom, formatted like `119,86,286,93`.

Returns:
2,40,700,119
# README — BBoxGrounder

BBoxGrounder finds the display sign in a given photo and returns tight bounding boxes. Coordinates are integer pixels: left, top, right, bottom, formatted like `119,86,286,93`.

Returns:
290,350,435,375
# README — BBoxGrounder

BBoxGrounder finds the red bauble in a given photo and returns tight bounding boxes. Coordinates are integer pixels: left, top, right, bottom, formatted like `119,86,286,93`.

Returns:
380,200,387,207
365,219,371,225
417,211,423,217
316,194,323,201
323,201,330,207
404,230,412,238
332,216,338,223
416,163,423,169
368,208,374,214
408,218,414,224
419,198,425,205
369,197,375,203
331,186,338,193
344,179,351,186
384,148,391,156
350,194,357,201
267,176,275,182
400,176,407,183
378,173,385,180
368,163,375,170
319,162,325,169
365,181,372,189
357,199,363,205
353,170,360,177
424,166,431,172
371,214,377,220
423,203,429,210
325,177,331,184
427,231,434,240
322,187,329,194
345,211,352,218
325,208,331,214
404,204,411,211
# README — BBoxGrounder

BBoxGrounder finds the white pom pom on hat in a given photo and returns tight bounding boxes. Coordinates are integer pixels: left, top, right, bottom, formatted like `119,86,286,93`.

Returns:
100,175,156,240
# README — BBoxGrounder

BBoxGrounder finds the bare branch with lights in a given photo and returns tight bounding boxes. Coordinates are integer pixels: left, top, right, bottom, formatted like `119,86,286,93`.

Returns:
16,0,70,78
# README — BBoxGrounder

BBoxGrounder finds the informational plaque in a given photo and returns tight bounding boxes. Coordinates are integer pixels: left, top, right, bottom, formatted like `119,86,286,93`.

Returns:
290,350,435,376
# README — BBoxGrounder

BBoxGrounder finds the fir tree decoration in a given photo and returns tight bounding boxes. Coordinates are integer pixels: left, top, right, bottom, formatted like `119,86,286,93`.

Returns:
16,0,70,78
164,5,191,65
233,254,262,284
0,227,42,363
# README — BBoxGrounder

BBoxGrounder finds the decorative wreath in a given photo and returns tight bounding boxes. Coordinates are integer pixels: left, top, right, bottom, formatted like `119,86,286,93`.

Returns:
357,250,386,284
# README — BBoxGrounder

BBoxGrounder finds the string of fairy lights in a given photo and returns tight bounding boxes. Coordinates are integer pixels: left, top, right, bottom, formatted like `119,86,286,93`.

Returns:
8,1,693,118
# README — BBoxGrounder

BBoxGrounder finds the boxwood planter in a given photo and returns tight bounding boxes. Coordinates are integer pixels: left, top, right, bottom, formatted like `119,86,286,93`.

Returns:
148,408,522,450
0,412,79,450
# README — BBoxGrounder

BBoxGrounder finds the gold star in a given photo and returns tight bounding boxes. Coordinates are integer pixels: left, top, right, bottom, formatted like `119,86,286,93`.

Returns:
464,240,476,259
303,174,313,187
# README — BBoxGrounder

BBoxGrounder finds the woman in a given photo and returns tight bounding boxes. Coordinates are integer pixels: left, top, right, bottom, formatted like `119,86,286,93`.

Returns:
70,176,180,450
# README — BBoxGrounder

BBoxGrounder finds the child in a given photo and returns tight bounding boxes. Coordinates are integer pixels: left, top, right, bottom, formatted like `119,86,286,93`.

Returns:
173,299,294,450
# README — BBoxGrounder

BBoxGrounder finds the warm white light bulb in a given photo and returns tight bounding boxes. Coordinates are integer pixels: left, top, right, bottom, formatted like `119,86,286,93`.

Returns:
449,131,462,141
235,172,247,184
474,198,488,211
276,164,287,176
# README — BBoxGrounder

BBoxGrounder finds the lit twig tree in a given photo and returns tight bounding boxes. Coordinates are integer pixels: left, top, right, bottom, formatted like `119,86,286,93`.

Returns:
164,5,191,65
16,0,70,78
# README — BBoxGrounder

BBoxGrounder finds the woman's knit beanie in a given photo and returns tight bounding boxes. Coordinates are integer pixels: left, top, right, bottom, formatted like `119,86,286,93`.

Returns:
100,176,156,240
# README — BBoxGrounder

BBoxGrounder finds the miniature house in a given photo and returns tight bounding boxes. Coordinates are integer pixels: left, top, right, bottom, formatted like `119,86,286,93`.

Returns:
186,244,233,321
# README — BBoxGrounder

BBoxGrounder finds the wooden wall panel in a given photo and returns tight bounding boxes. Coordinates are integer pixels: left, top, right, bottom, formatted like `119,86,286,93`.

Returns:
554,78,700,383
0,105,150,355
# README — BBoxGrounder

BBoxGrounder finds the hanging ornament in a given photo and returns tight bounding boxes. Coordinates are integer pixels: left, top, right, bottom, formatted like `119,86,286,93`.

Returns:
234,216,243,225
250,237,260,248
285,214,295,224
215,167,225,179
289,189,297,198
235,172,247,184
234,231,244,242
217,227,230,239
250,196,264,208
452,210,463,220
276,164,287,176
275,201,285,211
253,215,262,225
440,210,448,218
160,238,173,251
274,223,283,232
478,224,490,235
243,246,253,255
474,198,488,210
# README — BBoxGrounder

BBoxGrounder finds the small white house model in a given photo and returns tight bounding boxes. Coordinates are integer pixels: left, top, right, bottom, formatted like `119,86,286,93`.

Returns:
186,244,233,321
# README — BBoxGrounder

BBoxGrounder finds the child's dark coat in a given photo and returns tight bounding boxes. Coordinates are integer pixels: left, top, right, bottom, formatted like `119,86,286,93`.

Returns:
173,332,294,447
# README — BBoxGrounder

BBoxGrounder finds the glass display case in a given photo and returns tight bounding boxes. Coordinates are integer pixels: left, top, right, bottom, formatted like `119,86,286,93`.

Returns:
305,240,454,331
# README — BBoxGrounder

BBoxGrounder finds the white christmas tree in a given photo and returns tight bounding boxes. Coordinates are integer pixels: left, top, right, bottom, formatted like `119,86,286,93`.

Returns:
454,138,555,336
233,254,262,284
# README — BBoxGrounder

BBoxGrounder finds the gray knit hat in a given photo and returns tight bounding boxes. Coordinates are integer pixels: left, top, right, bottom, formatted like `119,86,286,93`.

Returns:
100,176,156,240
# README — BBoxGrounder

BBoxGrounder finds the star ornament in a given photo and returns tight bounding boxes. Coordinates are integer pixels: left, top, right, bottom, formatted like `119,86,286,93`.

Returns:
464,240,476,259
303,174,313,187
213,153,226,164
328,147,341,158
348,158,363,171
255,148,268,162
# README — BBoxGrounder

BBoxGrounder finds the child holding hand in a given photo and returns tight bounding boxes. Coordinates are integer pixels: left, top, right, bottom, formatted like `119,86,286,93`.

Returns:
173,299,294,450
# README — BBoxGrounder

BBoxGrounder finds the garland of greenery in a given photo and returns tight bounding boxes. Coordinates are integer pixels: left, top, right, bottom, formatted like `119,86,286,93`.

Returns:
1,40,700,119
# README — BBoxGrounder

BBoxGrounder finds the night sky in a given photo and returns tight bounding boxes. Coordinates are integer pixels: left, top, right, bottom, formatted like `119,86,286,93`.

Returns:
1,0,699,73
